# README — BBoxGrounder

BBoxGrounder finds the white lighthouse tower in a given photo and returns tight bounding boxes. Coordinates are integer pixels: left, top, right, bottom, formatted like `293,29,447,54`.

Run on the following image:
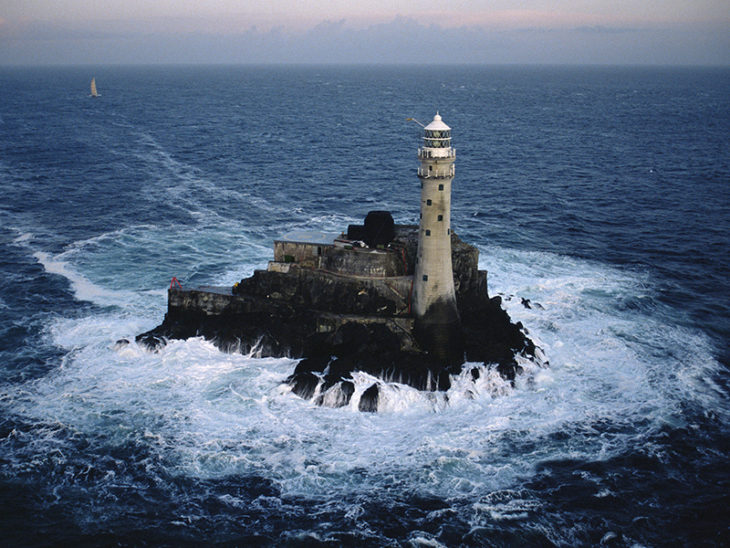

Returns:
412,113,462,364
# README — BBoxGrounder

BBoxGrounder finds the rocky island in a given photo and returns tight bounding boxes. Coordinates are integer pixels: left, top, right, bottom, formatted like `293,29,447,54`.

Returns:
137,114,541,411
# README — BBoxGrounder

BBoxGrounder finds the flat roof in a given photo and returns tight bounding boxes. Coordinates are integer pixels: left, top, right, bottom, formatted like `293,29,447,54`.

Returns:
276,230,341,246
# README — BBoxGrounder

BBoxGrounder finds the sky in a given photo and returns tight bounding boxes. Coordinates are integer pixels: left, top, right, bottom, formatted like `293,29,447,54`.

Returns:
1,1,728,65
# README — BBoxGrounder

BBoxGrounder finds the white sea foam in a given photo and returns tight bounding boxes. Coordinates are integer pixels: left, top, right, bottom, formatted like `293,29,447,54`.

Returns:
4,243,727,506
13,232,34,244
28,221,270,311
34,251,138,307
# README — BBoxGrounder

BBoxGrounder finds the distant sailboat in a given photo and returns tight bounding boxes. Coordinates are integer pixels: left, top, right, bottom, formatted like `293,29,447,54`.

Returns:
89,77,100,98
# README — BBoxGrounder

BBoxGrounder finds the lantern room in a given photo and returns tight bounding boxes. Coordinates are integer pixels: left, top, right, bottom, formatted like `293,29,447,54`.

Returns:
422,113,452,149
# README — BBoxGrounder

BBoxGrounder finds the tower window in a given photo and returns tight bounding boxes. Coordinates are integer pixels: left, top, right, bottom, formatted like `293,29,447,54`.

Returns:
429,165,433,171
422,275,428,281
438,184,444,191
447,229,451,235
426,199,432,206
437,215,443,221
425,229,431,236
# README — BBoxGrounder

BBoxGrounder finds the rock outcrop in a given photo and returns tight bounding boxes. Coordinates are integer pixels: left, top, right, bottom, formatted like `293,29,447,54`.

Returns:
137,226,538,410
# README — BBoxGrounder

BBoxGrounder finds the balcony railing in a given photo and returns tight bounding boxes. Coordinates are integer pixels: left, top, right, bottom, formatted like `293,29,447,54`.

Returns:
417,166,455,179
418,147,456,160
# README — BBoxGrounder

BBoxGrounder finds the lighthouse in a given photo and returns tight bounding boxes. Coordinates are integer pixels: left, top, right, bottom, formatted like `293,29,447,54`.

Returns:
412,113,463,364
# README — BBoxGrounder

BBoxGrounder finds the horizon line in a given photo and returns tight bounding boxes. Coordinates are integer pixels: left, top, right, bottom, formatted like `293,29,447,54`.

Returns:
2,61,729,69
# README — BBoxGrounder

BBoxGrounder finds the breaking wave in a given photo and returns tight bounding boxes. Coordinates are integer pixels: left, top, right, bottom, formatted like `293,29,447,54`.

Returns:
3,242,724,514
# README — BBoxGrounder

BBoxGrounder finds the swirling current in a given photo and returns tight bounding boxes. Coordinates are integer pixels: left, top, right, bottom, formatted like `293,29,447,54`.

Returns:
0,65,728,546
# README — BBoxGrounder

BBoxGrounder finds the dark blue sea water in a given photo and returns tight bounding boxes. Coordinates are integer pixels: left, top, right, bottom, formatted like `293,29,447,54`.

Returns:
1,65,729,546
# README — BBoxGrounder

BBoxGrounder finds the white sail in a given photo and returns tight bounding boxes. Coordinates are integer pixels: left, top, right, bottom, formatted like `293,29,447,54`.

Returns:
90,77,100,97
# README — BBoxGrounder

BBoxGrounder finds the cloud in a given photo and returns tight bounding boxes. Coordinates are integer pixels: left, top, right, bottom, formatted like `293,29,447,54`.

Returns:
571,25,641,34
0,15,728,65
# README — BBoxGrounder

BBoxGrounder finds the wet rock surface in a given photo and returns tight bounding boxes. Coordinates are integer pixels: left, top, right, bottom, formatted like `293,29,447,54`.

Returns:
358,384,380,413
137,227,539,410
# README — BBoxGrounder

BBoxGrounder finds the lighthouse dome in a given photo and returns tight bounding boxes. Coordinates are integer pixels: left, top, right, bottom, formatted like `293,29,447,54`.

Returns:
424,113,451,131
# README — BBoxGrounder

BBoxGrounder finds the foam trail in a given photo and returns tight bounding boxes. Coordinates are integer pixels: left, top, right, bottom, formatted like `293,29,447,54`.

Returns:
25,220,270,313
13,232,34,244
34,251,136,307
131,130,279,220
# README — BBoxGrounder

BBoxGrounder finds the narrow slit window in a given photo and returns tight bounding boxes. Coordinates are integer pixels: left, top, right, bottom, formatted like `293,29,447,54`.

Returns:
422,274,428,281
426,199,432,206
425,229,431,236
437,215,443,221
438,184,444,191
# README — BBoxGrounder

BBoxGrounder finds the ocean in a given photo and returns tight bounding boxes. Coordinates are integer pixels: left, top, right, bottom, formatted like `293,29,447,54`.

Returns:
0,65,728,546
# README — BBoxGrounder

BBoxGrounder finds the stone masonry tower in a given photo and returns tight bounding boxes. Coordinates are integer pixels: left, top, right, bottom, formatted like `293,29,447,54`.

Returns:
412,113,463,364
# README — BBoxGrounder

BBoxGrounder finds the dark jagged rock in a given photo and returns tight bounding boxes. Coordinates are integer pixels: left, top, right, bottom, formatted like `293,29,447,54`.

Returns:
288,372,320,401
136,226,542,409
358,384,380,413
338,381,355,404
314,380,355,408
294,355,331,375
136,333,165,352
